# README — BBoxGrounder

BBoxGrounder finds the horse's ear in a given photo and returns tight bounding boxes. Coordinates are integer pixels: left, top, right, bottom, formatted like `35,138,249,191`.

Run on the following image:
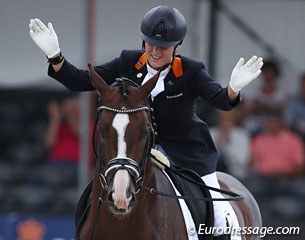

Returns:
139,70,161,100
88,63,109,96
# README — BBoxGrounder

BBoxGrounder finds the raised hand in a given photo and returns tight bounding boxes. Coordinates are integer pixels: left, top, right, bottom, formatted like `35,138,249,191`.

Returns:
229,56,263,93
29,18,60,58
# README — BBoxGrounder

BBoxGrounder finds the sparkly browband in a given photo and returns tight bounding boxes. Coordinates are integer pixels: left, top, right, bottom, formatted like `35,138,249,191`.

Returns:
98,106,150,113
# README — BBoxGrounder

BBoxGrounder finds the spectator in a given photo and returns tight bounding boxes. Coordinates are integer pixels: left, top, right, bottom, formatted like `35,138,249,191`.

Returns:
283,72,305,142
210,108,250,180
251,110,304,177
242,59,286,136
44,96,95,168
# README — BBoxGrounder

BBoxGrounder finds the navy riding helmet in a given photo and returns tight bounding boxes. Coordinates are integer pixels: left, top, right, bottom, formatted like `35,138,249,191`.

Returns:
140,6,187,48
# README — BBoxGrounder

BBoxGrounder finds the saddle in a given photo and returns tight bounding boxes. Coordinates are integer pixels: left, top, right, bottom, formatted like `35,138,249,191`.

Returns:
150,150,214,240
165,166,214,240
75,150,214,240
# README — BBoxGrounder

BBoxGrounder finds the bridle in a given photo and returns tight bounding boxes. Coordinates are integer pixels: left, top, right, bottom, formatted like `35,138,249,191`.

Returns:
94,78,155,199
97,105,154,196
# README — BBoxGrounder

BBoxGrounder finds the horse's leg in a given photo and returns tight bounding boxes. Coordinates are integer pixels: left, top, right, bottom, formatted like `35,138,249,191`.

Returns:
216,172,262,240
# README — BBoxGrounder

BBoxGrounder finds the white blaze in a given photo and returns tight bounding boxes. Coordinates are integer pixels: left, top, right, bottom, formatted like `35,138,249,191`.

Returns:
111,113,131,210
112,169,131,210
112,113,129,158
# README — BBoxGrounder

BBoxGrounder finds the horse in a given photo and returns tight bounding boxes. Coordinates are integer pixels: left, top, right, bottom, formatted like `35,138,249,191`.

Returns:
77,64,262,240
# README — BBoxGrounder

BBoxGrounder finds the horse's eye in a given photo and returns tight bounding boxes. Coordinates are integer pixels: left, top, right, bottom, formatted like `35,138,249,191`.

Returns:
99,130,105,138
144,129,151,137
99,125,107,138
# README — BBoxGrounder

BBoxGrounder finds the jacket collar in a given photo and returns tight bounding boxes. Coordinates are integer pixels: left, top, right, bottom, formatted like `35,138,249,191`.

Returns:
135,52,183,78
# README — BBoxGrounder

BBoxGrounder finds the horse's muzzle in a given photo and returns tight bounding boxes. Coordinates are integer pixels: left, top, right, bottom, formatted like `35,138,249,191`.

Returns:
107,169,136,216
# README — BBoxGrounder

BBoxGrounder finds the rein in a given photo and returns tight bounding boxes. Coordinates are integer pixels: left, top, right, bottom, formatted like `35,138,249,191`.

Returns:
142,156,244,202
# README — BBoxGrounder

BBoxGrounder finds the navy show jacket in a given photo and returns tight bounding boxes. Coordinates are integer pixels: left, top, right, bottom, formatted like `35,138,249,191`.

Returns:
48,50,239,176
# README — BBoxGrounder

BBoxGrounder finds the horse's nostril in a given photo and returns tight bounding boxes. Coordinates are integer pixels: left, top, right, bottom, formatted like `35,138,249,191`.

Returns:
129,193,136,204
126,188,136,201
108,190,114,203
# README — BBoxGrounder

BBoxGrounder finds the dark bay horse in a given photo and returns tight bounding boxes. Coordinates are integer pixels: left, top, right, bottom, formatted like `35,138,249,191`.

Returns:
78,64,262,240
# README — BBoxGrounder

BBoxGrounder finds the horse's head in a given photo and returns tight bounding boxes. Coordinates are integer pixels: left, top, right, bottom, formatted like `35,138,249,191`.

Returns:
88,64,159,216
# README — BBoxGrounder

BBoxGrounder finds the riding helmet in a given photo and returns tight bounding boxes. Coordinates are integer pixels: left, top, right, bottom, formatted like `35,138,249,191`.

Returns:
140,6,187,47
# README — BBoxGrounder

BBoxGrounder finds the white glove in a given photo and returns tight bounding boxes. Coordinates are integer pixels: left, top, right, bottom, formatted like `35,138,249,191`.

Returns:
29,18,60,58
229,56,263,93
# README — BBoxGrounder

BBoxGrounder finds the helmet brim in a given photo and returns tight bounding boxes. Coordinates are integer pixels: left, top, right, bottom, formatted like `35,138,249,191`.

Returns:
140,32,180,48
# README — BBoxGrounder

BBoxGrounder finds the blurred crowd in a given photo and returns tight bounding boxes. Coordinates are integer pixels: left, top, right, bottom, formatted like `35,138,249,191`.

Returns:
0,92,96,216
210,59,305,180
208,59,305,224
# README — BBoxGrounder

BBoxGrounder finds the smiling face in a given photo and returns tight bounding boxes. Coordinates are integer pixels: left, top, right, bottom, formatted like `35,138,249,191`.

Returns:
144,42,176,69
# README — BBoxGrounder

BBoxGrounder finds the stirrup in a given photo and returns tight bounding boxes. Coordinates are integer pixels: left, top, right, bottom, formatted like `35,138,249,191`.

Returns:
213,234,231,240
